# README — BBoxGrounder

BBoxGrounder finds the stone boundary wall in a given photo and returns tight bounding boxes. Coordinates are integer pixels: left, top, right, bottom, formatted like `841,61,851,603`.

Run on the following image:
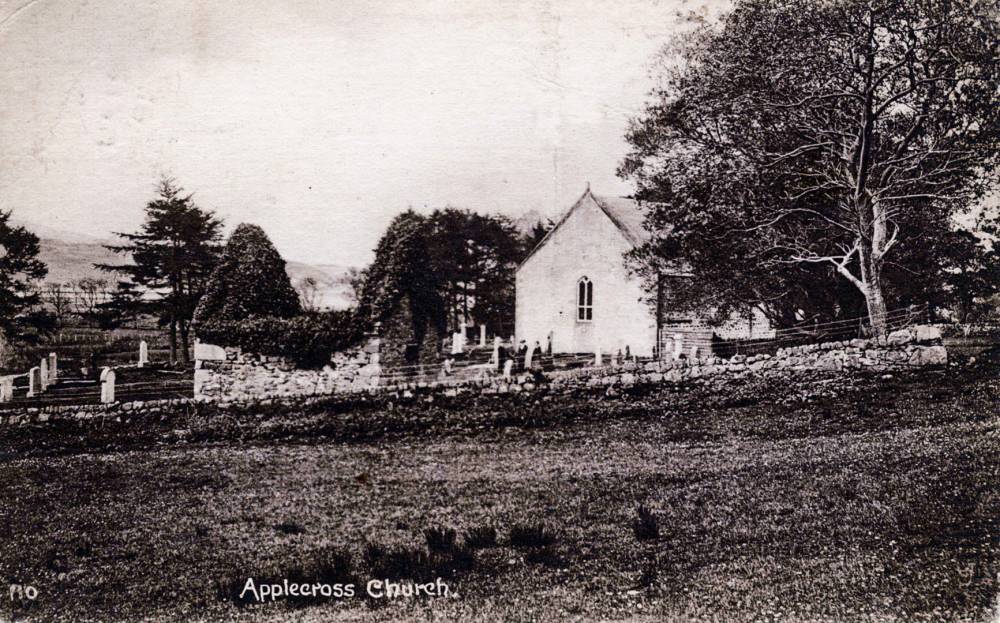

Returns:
0,398,191,427
193,336,382,406
191,325,947,405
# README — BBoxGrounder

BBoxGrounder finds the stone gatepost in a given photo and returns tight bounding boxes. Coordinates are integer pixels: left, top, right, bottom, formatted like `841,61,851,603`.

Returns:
100,367,116,404
138,340,149,368
0,377,13,402
27,367,41,397
48,352,58,383
39,359,49,391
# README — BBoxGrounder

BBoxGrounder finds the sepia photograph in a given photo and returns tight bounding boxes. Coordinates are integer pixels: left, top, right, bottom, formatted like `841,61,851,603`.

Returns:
1,0,998,621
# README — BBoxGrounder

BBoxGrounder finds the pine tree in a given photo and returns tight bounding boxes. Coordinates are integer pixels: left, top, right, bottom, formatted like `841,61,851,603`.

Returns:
99,178,223,365
0,210,51,346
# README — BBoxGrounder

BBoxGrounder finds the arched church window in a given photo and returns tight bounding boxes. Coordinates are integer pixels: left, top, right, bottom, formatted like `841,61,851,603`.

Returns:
577,276,593,321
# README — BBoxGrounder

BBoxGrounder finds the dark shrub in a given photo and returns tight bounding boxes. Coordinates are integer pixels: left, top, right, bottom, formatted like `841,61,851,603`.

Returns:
367,546,433,581
193,223,301,325
463,525,498,549
525,546,564,567
196,310,360,368
424,526,457,552
509,523,556,548
633,505,660,541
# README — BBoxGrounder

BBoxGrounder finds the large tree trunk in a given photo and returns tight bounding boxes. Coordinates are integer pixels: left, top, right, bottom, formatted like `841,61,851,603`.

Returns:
858,237,888,337
168,319,178,366
178,321,190,366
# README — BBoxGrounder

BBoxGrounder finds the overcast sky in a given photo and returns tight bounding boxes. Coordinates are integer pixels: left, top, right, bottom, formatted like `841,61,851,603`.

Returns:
0,0,728,265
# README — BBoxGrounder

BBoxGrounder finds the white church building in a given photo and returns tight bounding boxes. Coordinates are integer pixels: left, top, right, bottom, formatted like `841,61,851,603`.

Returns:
515,187,771,359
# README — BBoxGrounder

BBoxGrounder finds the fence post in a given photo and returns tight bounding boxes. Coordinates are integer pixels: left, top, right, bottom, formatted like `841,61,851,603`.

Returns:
100,367,116,404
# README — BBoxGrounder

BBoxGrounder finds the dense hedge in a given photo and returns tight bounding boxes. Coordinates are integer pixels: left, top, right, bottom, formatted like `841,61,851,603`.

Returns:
196,311,361,367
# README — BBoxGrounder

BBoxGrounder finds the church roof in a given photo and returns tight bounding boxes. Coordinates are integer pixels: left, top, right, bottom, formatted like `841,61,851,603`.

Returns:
517,188,655,270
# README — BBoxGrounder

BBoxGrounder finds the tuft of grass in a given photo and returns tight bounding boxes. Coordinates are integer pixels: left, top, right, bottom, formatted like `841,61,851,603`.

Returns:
509,523,556,548
633,505,660,541
424,526,457,552
525,546,564,568
273,521,306,535
463,525,498,549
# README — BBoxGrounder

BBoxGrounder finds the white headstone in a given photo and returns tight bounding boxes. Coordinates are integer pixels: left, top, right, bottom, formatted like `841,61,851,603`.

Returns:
443,358,453,375
28,367,41,397
138,340,149,368
673,333,685,360
523,344,534,370
479,324,486,347
451,331,465,355
100,367,116,404
690,345,699,360
594,346,603,367
39,359,49,391
491,337,501,365
0,377,13,402
503,359,513,379
48,352,58,382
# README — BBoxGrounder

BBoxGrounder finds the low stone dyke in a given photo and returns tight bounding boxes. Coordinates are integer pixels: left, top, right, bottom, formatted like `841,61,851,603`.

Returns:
192,325,947,405
0,398,191,427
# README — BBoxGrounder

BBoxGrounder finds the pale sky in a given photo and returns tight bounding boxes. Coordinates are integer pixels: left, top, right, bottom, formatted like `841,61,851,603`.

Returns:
0,0,728,265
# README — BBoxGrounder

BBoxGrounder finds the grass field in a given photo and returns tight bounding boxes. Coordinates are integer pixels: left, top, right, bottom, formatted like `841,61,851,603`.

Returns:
1,363,998,622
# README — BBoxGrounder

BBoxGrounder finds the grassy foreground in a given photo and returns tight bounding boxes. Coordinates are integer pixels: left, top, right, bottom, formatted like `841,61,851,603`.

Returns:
1,364,998,622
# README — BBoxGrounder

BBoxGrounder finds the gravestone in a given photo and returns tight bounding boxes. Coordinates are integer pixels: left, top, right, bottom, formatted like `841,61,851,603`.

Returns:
443,358,453,376
451,331,465,355
673,333,685,360
48,352,58,382
39,359,49,391
523,344,533,371
479,325,486,348
546,331,553,355
594,346,602,367
0,377,13,402
28,367,41,397
502,359,513,379
690,346,699,361
138,340,149,368
491,337,501,366
100,368,116,403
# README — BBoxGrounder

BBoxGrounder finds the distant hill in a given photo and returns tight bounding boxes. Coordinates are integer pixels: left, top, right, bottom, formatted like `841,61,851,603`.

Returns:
32,233,356,311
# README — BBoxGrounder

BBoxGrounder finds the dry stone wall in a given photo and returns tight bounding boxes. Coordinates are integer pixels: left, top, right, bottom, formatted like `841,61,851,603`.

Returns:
0,398,190,427
193,325,947,405
193,336,381,406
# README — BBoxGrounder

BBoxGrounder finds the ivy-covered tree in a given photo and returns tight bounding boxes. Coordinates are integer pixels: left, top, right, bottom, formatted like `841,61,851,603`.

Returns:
355,211,445,364
100,178,223,365
193,223,301,325
0,211,52,348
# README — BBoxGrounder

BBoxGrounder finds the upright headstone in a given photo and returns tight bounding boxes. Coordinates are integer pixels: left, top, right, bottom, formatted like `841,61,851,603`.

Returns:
479,324,486,348
0,377,13,402
138,340,149,368
523,344,534,371
546,331,553,356
100,367,116,404
28,367,41,398
39,358,49,391
690,346,699,361
673,333,685,361
491,337,501,366
48,352,58,383
451,331,465,355
594,346,603,367
503,359,513,379
443,358,454,376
